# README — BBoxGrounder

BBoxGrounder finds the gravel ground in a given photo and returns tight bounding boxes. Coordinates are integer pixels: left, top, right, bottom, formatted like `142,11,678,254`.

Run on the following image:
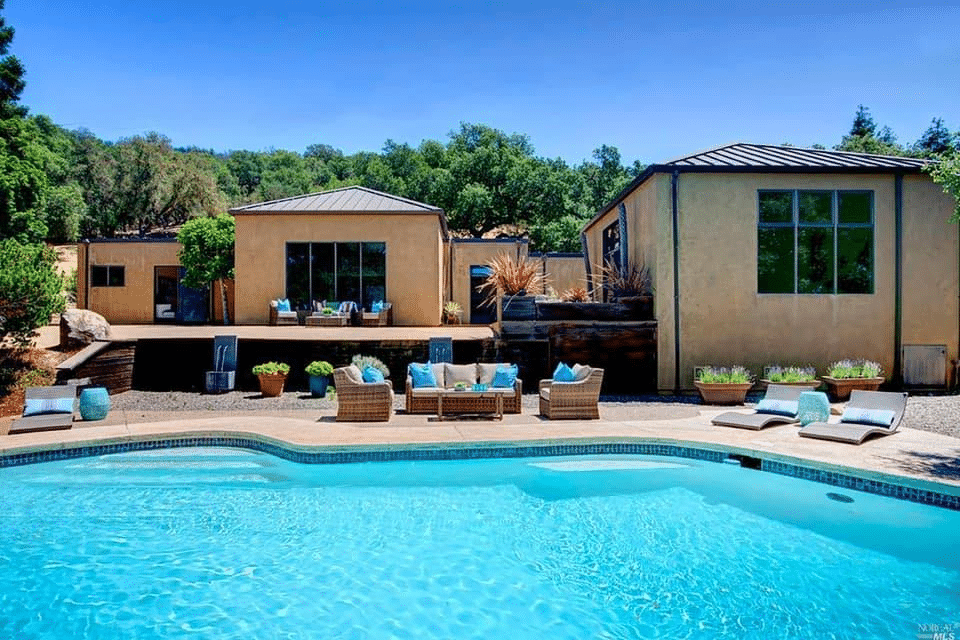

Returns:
108,390,960,439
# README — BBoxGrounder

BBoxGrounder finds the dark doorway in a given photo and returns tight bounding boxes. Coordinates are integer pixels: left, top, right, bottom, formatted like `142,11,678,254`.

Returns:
469,265,494,324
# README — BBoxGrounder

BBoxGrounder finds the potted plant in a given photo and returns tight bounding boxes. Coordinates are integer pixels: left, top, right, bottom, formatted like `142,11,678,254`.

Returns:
761,365,820,390
443,301,463,325
477,253,546,321
694,366,754,405
252,361,290,397
305,360,334,397
821,359,884,401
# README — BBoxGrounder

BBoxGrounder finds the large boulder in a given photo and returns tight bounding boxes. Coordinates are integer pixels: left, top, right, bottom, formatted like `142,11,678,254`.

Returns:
59,309,111,347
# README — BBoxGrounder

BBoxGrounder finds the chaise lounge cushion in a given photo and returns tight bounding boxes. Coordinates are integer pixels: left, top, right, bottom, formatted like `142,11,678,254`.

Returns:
840,407,895,427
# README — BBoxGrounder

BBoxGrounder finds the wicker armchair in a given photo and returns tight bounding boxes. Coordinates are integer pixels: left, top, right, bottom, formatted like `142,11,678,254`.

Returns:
362,302,393,326
333,365,394,422
539,367,604,419
269,300,298,326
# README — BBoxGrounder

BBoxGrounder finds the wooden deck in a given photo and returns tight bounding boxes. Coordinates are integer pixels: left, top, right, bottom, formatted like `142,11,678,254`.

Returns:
105,324,496,342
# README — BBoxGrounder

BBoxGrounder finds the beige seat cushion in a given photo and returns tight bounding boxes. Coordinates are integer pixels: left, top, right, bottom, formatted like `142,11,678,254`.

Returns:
444,363,477,388
410,387,443,396
572,364,592,381
477,363,512,386
343,365,364,385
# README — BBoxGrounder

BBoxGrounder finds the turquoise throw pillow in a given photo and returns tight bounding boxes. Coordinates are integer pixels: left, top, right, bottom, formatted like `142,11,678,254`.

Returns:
24,397,74,416
491,364,518,388
756,399,798,417
553,363,575,382
277,298,291,312
408,362,437,388
362,366,385,383
840,407,895,427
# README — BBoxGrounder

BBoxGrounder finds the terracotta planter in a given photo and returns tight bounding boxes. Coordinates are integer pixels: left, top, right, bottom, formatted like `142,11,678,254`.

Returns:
257,373,287,397
759,379,821,391
694,381,753,405
821,376,884,402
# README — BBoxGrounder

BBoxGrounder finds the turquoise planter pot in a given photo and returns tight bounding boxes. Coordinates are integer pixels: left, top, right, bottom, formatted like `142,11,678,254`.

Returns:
79,387,111,421
309,375,330,397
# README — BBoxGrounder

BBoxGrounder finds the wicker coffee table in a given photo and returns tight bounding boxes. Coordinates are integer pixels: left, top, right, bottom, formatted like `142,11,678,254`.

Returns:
436,389,511,420
305,314,348,327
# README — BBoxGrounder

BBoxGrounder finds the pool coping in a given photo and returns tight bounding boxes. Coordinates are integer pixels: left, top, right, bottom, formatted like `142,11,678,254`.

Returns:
2,430,958,511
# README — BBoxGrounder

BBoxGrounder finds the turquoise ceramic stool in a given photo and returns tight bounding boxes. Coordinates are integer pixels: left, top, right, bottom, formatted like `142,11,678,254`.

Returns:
797,391,829,426
79,387,111,421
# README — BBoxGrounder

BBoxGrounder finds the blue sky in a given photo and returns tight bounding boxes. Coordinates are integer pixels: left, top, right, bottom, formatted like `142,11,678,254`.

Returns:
8,1,959,165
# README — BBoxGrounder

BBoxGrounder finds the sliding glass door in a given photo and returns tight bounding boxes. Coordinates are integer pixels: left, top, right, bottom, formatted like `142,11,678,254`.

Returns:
286,242,386,310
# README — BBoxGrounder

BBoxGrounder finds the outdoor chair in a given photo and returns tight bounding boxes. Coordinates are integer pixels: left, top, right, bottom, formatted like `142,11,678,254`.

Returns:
711,384,805,430
539,366,604,420
362,302,393,326
333,365,394,422
269,300,297,326
799,390,908,444
9,384,79,435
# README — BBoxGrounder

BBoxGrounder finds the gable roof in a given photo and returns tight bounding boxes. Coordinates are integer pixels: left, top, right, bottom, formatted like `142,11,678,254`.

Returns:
229,186,442,214
583,143,933,232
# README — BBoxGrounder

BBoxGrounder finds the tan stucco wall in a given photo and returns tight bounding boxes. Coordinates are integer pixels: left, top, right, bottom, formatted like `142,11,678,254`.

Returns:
668,172,957,391
901,175,959,361
449,240,526,324
83,241,182,324
234,212,444,325
540,255,587,295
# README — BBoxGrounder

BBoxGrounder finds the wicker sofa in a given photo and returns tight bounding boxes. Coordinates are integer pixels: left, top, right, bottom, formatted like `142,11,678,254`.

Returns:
405,362,522,414
539,366,604,419
333,365,394,422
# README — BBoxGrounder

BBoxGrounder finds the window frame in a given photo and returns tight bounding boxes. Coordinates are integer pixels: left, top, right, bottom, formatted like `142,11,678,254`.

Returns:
90,265,125,287
284,241,387,310
757,189,874,295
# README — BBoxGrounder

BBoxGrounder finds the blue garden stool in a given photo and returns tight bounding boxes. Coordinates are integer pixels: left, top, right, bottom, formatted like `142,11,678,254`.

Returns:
797,391,830,426
79,387,111,421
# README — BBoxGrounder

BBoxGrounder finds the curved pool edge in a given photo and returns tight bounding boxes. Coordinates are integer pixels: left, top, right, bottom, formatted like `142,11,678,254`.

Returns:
1,429,958,511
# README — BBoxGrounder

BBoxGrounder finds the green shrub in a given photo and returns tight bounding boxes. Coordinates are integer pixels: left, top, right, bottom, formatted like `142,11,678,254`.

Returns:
0,239,66,347
305,360,334,377
697,366,752,384
351,354,389,378
252,361,290,376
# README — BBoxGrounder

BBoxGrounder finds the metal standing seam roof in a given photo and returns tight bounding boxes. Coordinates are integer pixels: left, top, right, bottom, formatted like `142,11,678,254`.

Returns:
228,186,443,213
582,143,934,232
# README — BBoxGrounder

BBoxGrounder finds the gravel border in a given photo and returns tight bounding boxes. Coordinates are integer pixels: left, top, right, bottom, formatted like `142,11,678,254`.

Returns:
109,390,960,439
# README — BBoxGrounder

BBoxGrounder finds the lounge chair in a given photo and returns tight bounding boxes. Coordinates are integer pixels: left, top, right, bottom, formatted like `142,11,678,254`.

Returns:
798,390,908,444
9,385,78,435
269,300,297,325
711,384,804,430
539,366,604,420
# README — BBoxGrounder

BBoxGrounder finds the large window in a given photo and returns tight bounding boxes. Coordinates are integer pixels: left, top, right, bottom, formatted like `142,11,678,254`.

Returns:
91,265,125,287
758,190,874,294
286,242,386,310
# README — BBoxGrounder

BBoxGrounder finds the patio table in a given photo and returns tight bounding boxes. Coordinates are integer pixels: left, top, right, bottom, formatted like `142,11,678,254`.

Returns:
436,388,511,420
305,314,348,327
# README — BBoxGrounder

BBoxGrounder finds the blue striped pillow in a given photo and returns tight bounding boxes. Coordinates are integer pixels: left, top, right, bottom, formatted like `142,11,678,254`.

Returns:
24,397,74,416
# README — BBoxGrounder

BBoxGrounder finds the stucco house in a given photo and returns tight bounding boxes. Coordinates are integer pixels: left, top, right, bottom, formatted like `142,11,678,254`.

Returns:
581,143,958,392
77,186,584,326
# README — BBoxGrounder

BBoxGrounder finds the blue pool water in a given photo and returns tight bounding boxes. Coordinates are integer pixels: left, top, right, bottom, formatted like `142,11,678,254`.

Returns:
0,448,958,639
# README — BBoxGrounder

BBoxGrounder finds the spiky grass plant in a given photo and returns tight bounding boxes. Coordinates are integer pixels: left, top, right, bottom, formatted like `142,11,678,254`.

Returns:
477,253,546,307
596,259,652,299
766,365,817,383
560,286,590,302
696,366,753,384
827,359,882,379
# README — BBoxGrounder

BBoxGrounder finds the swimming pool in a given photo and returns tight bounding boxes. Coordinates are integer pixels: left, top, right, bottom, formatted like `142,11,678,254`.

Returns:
1,447,957,639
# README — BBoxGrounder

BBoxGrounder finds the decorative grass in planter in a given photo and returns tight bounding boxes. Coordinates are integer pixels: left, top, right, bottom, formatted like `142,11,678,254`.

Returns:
821,359,884,401
761,365,820,390
694,366,754,405
252,361,290,397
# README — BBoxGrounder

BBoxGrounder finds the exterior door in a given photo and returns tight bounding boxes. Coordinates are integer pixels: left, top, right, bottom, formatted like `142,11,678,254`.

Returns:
469,265,494,324
175,267,209,323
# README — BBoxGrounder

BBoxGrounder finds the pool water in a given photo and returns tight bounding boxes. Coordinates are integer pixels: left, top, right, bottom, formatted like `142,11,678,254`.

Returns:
1,448,957,639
